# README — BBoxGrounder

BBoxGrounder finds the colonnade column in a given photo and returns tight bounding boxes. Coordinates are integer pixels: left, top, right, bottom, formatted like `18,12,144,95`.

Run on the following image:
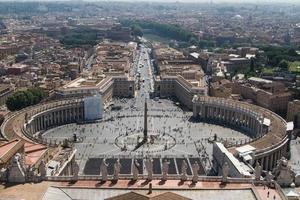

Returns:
269,153,274,170
261,157,265,169
193,103,199,118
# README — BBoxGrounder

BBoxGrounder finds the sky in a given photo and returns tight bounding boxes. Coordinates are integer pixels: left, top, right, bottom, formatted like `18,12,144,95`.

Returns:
0,0,298,2
88,0,299,4
1,0,300,4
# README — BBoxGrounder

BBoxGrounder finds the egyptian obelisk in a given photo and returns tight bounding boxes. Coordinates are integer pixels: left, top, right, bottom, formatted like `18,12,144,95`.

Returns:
143,99,148,140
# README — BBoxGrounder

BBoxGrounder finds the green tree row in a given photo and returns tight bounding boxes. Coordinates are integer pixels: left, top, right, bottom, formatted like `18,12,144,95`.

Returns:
6,88,45,111
45,26,100,48
58,28,98,47
122,19,216,49
131,24,143,37
259,45,300,68
122,20,194,42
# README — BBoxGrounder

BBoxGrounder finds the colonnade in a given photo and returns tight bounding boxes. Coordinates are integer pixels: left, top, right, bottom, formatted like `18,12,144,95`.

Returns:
255,137,289,171
192,96,289,171
26,102,84,135
192,97,264,138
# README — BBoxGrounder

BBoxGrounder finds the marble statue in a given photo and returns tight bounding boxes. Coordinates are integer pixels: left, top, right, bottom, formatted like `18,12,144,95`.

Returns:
39,161,46,178
181,160,188,181
26,166,36,182
294,174,300,186
8,153,26,183
145,158,153,180
255,162,262,181
100,159,109,181
113,159,121,180
272,157,295,187
265,171,275,184
162,159,170,181
132,159,140,181
73,161,80,180
192,161,200,183
222,162,229,183
0,168,7,182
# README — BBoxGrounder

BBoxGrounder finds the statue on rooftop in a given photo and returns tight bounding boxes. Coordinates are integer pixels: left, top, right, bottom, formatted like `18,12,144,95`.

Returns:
192,161,200,183
39,160,46,178
222,162,229,183
272,157,295,187
72,161,80,181
162,159,170,181
25,166,35,182
8,153,26,183
255,162,262,181
113,159,121,181
181,160,188,181
132,159,140,181
145,157,153,181
100,159,109,181
265,171,276,188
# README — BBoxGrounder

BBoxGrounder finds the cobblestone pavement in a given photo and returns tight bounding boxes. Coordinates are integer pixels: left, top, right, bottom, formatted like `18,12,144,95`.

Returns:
42,45,250,176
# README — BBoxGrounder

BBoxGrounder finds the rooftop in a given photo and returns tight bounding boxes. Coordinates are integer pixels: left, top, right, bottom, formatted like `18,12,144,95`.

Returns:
62,77,104,89
248,77,273,84
24,142,47,166
0,139,24,164
41,180,283,200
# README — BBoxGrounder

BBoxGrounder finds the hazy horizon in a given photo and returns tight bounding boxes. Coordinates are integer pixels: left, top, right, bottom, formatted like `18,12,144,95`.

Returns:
0,0,299,3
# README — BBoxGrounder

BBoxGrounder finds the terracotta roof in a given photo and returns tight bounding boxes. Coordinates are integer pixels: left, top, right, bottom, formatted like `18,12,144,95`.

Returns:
106,191,149,200
24,142,47,166
106,191,190,200
0,139,24,164
152,192,191,200
24,142,47,154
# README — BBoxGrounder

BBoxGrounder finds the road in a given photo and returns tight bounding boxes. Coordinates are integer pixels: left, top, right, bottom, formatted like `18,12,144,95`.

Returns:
85,54,95,70
133,44,154,107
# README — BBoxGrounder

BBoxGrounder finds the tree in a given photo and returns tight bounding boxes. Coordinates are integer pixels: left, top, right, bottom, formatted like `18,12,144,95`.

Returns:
28,88,45,103
58,27,98,47
6,91,27,111
189,37,198,46
131,24,143,37
287,48,297,56
6,88,45,111
250,57,255,72
121,20,195,42
278,60,288,70
198,40,214,49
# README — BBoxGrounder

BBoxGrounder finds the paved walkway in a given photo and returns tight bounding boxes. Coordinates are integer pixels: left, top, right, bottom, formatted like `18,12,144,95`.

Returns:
54,180,284,200
0,181,53,200
0,180,284,200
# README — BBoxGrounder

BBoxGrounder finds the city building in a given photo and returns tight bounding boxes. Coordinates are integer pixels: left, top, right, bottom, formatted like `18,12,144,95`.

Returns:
232,77,292,115
84,95,103,121
287,100,300,129
55,75,135,105
154,75,206,109
93,41,137,74
7,63,29,75
153,45,207,108
106,25,132,42
0,84,15,105
209,79,232,98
